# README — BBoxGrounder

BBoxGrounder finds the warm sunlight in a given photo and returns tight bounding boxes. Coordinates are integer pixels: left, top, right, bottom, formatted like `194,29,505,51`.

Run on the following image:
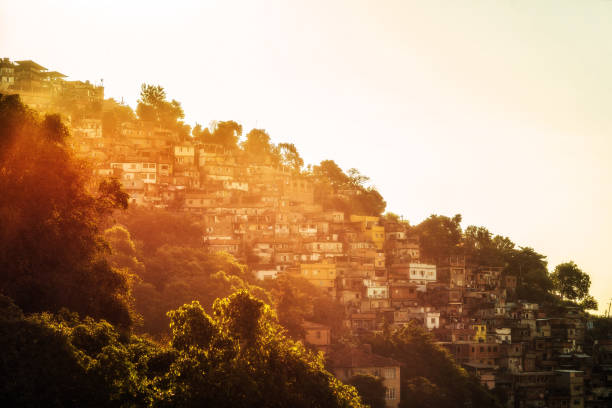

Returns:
1,1,611,407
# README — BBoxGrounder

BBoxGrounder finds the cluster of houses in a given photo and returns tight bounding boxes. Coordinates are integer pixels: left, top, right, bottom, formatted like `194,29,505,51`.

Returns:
5,58,611,408
0,58,103,111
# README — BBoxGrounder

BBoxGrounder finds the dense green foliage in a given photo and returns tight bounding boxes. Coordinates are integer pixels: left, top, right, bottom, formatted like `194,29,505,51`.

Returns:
551,261,592,302
136,84,190,140
347,375,386,408
102,98,137,137
261,274,347,339
162,292,363,408
0,93,132,327
277,142,304,172
365,324,502,408
241,128,275,162
313,159,387,216
102,221,268,337
113,207,203,255
0,292,364,408
194,120,243,148
0,295,159,407
413,214,463,263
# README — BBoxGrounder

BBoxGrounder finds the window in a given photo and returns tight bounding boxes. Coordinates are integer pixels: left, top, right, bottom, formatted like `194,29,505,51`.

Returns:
384,368,396,379
385,387,396,400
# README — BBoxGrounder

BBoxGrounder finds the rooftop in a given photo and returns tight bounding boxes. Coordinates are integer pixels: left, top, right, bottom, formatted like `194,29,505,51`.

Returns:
16,60,47,71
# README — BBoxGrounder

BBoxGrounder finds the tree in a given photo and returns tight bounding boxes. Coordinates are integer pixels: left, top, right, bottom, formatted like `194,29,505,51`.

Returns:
348,375,386,408
103,220,271,337
50,93,102,124
103,225,144,275
355,186,387,216
136,84,166,122
365,324,502,408
415,214,463,263
401,377,447,408
210,120,242,148
262,274,346,339
136,84,187,136
0,296,158,407
579,295,598,311
314,160,350,189
312,160,386,216
551,261,592,302
113,207,203,256
347,168,370,187
101,99,136,138
505,247,554,302
0,94,132,327
463,226,515,266
241,128,274,162
141,246,262,336
1,288,364,408
277,143,304,172
192,123,214,143
383,212,401,223
162,292,365,408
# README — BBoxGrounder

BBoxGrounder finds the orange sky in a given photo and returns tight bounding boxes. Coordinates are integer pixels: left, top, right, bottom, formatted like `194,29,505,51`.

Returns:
2,0,611,311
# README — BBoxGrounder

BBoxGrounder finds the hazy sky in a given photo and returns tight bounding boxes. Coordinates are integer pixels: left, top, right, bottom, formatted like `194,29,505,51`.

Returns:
2,0,611,311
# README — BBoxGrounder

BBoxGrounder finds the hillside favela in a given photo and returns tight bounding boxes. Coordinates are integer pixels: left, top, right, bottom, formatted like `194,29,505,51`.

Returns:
1,55,611,408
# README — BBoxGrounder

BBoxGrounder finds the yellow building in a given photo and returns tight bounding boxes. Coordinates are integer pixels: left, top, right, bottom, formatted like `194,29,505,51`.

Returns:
350,215,379,230
350,215,385,250
369,225,385,250
300,262,336,296
472,324,487,342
